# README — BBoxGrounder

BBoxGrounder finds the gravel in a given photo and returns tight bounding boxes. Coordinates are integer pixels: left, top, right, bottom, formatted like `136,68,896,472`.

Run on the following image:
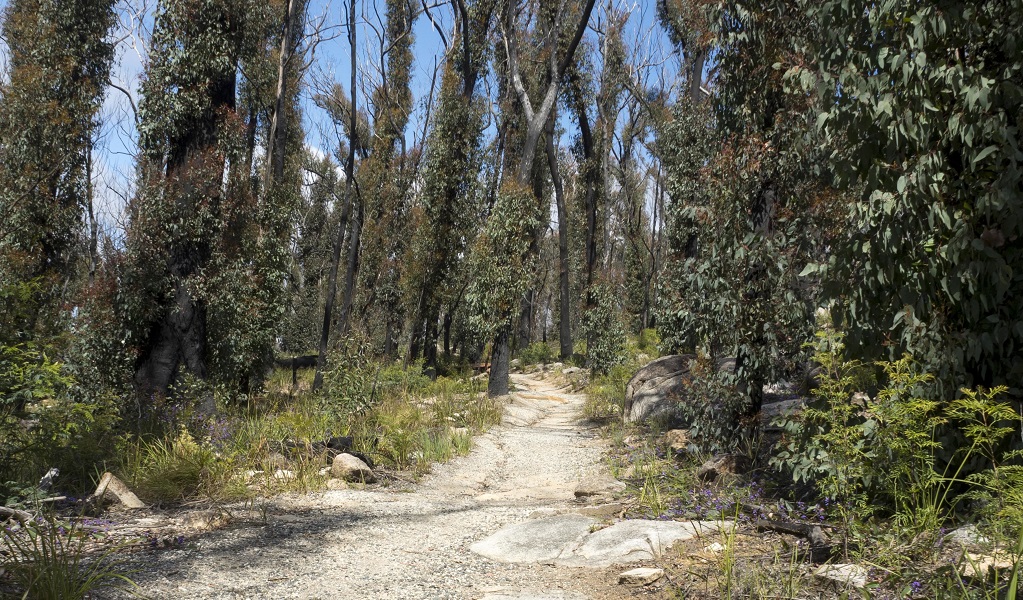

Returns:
110,373,614,600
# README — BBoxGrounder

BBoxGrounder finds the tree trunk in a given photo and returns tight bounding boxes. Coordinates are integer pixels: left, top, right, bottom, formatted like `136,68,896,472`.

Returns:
338,194,362,336
313,0,357,390
86,141,98,285
488,327,511,397
265,0,302,190
488,0,596,398
443,312,452,358
546,114,572,359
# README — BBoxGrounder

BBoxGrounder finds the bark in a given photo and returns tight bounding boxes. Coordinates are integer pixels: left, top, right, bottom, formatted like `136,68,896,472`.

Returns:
338,193,363,336
313,0,358,390
489,0,596,397
86,143,98,285
265,0,303,189
546,113,572,359
488,327,511,397
135,30,237,405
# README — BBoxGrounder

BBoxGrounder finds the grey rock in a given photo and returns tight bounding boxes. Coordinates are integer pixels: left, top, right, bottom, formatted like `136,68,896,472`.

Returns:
761,398,805,428
331,453,376,483
481,591,587,600
574,474,626,498
90,472,146,510
470,514,598,563
472,515,728,568
324,478,348,491
623,355,735,424
945,524,991,547
556,519,729,567
814,564,869,589
618,567,664,585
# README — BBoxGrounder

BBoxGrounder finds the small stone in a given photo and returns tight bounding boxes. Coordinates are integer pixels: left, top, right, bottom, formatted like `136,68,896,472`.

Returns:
182,509,231,532
561,366,583,375
945,524,990,547
272,469,295,482
621,464,656,479
618,567,664,585
961,552,1014,578
696,453,750,482
814,564,869,589
243,469,265,482
704,542,725,553
265,452,288,469
332,453,376,483
325,478,348,491
574,474,626,498
318,467,331,477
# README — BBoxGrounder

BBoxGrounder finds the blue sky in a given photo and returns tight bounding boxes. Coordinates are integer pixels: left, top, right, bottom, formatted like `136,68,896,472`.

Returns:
0,0,679,238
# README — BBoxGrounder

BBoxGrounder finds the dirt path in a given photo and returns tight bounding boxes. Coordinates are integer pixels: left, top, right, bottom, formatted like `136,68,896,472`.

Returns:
116,372,620,600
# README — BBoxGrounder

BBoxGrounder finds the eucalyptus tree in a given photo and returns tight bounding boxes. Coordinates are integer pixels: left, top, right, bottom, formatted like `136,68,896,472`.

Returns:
123,0,276,402
796,0,1023,395
355,0,416,358
407,0,497,377
479,0,595,395
657,0,840,434
0,0,117,320
313,0,361,390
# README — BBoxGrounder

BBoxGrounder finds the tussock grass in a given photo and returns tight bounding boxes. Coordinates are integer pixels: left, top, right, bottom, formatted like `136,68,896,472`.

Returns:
1,515,137,600
112,360,504,504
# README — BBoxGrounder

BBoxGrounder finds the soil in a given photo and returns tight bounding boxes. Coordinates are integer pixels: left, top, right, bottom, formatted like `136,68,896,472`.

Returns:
105,372,672,600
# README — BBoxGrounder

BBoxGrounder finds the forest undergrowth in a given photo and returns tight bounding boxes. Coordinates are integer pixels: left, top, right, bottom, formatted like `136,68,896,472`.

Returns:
0,347,503,599
575,331,1023,600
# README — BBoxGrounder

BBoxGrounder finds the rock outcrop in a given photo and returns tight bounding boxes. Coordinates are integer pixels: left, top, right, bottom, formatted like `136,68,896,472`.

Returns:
623,355,735,424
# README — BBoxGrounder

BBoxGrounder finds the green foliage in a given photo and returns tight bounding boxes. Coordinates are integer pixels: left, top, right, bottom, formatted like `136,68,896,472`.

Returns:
319,338,376,423
637,328,660,354
583,363,632,421
124,429,246,504
581,281,626,375
0,0,116,291
790,0,1023,396
465,182,543,340
0,280,121,497
678,355,751,453
519,342,555,366
773,324,1023,538
1,515,137,600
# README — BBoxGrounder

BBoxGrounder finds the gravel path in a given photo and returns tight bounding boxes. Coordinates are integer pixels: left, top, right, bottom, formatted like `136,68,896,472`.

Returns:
116,373,618,600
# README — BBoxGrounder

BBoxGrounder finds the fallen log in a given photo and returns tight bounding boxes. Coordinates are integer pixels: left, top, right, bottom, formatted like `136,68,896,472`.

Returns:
0,506,32,523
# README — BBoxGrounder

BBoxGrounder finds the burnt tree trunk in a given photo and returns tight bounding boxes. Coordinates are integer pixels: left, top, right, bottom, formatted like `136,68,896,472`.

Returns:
546,113,572,359
313,0,357,390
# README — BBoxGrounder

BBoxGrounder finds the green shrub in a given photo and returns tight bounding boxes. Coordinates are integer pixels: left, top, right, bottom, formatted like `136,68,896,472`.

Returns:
124,430,246,504
1,515,137,599
637,328,660,353
772,324,1023,540
582,281,626,375
584,364,632,421
519,341,555,366
676,355,752,453
319,338,376,421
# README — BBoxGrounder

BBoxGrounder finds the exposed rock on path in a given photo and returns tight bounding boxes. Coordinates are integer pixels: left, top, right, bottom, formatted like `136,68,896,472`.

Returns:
113,373,625,599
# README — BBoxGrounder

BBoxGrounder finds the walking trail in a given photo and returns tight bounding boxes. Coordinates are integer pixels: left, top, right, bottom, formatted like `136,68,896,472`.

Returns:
118,372,628,600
